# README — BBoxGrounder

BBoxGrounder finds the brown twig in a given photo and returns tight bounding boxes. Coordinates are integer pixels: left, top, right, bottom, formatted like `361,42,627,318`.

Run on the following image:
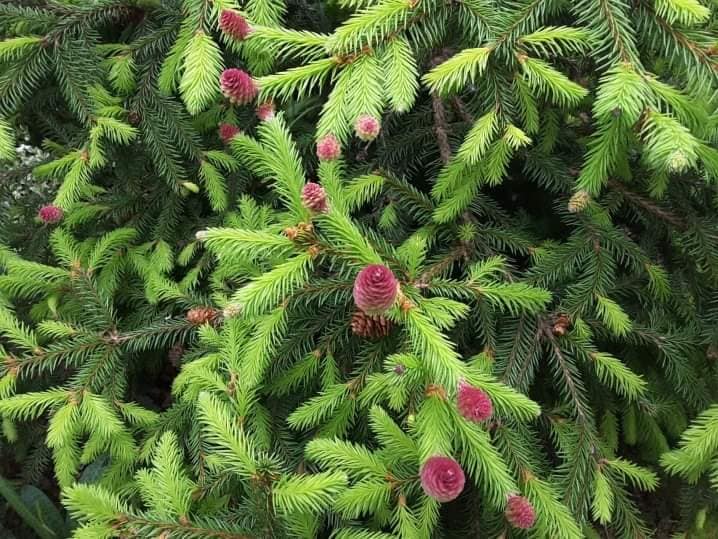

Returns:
451,96,475,124
608,180,687,230
429,50,455,165
431,94,452,164
415,245,468,286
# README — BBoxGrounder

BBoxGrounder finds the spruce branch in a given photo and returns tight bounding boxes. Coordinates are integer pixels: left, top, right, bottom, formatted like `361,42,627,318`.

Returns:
608,179,687,230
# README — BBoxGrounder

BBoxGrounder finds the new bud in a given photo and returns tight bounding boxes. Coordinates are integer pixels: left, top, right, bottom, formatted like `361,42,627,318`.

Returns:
457,381,493,422
316,135,341,161
567,190,591,213
219,123,241,144
355,115,381,141
219,10,252,41
353,265,399,315
505,494,536,529
420,456,465,503
38,204,63,225
301,182,329,213
222,303,242,319
220,69,258,105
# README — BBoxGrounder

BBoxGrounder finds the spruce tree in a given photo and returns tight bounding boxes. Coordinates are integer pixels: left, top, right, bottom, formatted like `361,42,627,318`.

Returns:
0,0,717,537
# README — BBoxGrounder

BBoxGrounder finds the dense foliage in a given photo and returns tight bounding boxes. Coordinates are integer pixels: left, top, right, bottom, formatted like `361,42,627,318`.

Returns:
1,0,718,537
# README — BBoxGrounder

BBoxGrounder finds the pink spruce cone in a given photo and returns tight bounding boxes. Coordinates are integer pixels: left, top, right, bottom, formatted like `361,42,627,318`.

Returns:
355,115,381,141
353,265,399,315
316,135,341,161
457,381,493,422
219,10,252,40
220,68,257,105
256,101,275,121
505,494,536,529
420,456,465,503
219,123,241,144
301,182,329,213
38,204,63,224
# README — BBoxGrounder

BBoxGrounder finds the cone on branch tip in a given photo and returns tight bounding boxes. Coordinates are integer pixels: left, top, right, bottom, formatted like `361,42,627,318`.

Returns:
552,313,572,336
668,150,689,173
219,123,241,144
219,10,252,41
38,204,63,224
568,190,591,213
220,69,257,105
222,303,242,319
301,182,329,213
505,494,536,529
186,307,219,326
420,456,465,502
457,381,493,422
355,115,381,141
350,311,392,339
353,264,399,315
316,135,341,161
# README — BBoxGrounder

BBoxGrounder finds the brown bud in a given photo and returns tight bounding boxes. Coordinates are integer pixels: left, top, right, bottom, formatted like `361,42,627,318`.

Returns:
127,110,141,126
69,260,83,279
400,297,415,312
297,222,314,235
186,306,219,326
552,313,572,336
227,371,238,396
520,468,536,483
425,384,447,400
351,311,392,339
103,330,122,345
